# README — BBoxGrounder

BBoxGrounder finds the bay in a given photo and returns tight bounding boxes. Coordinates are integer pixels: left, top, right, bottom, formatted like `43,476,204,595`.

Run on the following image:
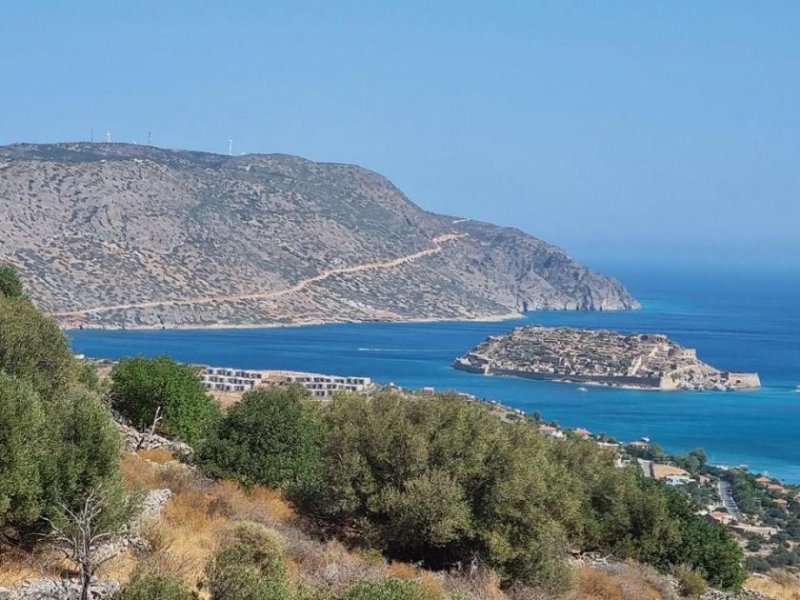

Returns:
67,266,800,482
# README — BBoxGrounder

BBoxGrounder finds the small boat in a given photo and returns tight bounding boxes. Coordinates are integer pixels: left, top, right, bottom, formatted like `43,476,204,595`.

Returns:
577,386,588,392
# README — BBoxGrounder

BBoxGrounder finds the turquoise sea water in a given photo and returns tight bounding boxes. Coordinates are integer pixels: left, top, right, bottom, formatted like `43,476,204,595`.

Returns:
67,266,800,482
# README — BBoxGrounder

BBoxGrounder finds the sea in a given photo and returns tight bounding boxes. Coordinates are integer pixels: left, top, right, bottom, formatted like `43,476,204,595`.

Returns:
67,265,800,483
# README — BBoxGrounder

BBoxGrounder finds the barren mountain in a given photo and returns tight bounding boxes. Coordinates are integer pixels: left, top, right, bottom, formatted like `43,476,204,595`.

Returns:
0,143,638,329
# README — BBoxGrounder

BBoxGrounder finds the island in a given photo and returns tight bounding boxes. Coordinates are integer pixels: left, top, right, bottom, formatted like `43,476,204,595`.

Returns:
453,325,760,391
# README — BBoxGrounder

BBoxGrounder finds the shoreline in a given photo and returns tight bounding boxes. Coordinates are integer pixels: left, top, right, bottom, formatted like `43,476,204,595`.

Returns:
454,366,764,393
61,311,527,332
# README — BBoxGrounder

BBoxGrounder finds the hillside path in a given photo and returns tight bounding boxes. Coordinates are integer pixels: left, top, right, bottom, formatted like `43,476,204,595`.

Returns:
55,233,468,317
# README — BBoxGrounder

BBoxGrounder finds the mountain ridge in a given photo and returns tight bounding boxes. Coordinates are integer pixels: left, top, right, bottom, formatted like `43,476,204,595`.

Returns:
0,142,639,329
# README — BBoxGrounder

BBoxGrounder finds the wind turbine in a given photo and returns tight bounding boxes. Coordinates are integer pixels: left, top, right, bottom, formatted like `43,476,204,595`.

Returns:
106,130,112,143
228,138,234,156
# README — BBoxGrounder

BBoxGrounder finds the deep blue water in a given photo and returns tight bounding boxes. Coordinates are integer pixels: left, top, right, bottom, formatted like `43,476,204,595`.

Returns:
68,266,800,482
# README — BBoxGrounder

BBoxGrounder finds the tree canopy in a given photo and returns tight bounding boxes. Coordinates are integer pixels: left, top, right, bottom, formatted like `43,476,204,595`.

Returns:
0,264,24,298
0,297,73,398
200,386,324,488
0,295,125,537
111,355,221,446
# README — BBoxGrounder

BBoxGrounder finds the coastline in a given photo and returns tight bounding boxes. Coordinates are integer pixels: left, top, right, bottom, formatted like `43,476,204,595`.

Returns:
61,310,527,332
66,277,800,484
453,365,763,393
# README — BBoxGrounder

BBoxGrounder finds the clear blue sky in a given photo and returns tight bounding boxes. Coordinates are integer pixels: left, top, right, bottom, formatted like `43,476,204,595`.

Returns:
2,2,798,271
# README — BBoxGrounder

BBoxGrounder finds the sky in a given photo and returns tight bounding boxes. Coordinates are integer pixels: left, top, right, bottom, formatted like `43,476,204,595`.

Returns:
1,2,798,272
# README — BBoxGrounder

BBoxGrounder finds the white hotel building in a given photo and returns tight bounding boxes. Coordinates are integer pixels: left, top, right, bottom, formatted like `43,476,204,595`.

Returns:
200,367,372,398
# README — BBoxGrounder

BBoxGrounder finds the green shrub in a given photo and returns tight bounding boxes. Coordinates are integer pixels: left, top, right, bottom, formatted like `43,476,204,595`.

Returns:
111,355,221,446
0,373,46,529
113,567,196,599
0,297,73,398
661,489,746,590
207,564,293,600
674,564,708,598
0,373,126,535
296,390,744,593
216,521,287,581
200,386,323,488
0,265,24,298
41,391,125,522
206,522,292,600
343,578,427,600
0,294,126,539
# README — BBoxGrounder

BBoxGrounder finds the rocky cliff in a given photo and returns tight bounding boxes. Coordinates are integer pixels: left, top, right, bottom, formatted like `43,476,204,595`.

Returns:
0,143,639,329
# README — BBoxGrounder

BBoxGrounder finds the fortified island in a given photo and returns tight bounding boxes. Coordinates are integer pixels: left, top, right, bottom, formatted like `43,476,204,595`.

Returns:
454,325,760,391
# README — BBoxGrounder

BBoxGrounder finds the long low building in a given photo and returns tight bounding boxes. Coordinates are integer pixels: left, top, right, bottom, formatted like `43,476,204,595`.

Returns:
200,367,372,398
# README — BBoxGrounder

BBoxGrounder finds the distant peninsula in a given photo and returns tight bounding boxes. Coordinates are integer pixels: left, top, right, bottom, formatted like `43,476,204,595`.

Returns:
0,143,638,329
454,325,760,391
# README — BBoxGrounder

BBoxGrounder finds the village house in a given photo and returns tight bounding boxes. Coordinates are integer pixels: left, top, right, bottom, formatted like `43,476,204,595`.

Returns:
538,425,565,439
709,510,736,525
596,441,620,452
652,464,691,481
627,440,649,449
665,474,693,486
573,427,591,438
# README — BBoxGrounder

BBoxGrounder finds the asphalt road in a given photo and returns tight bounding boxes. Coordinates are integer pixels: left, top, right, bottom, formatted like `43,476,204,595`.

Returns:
718,480,744,522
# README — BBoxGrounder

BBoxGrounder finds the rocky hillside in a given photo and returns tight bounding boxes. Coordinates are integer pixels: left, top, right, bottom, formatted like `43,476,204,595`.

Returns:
0,143,639,329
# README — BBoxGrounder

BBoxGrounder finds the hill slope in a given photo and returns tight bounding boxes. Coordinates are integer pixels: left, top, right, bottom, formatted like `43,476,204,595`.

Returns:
0,143,638,328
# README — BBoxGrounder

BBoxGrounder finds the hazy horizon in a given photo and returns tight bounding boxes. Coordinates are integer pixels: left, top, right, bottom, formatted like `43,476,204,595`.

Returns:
2,2,798,271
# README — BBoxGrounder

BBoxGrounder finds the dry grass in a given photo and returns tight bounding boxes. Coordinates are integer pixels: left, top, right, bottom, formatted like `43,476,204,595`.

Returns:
558,564,673,600
137,448,176,465
0,545,49,587
745,570,800,600
4,451,700,600
120,455,302,594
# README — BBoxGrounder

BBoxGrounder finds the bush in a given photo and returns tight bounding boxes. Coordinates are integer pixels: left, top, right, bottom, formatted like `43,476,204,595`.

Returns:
0,264,24,298
343,578,427,600
111,355,221,446
206,522,292,600
207,564,293,600
113,567,196,599
304,391,577,590
200,386,324,488
0,373,46,529
293,390,745,593
42,391,125,522
0,296,126,537
674,564,708,598
0,297,73,398
744,557,771,573
661,489,746,590
0,374,126,535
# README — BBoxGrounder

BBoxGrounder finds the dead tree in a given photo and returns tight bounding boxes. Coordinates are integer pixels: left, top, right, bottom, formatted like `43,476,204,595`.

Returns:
43,488,124,600
135,405,163,451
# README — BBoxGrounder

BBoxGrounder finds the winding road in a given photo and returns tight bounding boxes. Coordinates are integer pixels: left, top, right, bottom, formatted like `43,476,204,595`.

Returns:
55,233,468,318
